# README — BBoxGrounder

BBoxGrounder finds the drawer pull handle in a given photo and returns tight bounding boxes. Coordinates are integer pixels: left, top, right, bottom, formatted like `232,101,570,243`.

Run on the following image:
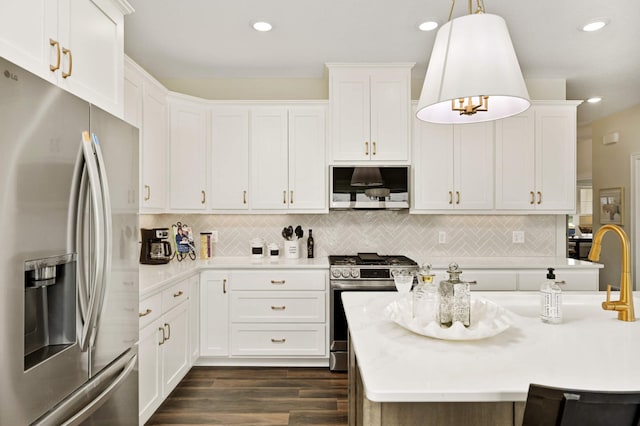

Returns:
448,191,453,205
271,338,286,343
173,290,184,298
364,141,369,156
164,323,171,341
243,190,247,204
530,191,535,205
61,47,72,78
555,280,567,285
223,278,227,294
139,308,152,317
372,141,377,155
271,305,286,310
49,38,61,71
270,280,285,285
537,191,542,205
456,191,460,205
145,185,151,201
468,281,478,285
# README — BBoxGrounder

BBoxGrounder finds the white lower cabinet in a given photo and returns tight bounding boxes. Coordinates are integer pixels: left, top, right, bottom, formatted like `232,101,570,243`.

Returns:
138,278,193,425
199,271,229,356
518,269,599,291
231,323,326,356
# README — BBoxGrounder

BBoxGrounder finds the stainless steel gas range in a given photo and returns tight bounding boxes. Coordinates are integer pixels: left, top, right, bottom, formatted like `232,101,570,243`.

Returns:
329,253,418,371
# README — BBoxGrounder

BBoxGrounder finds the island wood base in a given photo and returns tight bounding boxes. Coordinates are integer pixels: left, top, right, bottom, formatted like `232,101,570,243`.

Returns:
348,338,525,426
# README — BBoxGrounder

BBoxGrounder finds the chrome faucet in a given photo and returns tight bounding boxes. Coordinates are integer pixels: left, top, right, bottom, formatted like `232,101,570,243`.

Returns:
588,224,635,322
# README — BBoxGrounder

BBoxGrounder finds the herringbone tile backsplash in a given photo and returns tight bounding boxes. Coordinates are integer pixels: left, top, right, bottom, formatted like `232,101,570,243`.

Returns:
141,212,560,261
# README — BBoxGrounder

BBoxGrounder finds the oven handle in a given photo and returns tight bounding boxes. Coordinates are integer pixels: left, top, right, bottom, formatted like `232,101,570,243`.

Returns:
330,281,396,290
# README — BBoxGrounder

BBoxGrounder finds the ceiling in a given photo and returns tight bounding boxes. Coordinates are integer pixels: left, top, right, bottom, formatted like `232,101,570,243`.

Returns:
124,0,640,126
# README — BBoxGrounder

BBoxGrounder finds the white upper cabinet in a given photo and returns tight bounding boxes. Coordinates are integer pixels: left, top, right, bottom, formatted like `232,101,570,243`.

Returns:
495,102,580,212
124,57,168,211
413,120,494,211
0,0,132,116
329,64,412,163
210,107,250,210
250,104,327,212
168,95,208,210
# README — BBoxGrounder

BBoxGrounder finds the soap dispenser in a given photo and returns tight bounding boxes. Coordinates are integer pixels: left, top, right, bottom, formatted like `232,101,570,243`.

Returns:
540,267,562,324
438,263,471,328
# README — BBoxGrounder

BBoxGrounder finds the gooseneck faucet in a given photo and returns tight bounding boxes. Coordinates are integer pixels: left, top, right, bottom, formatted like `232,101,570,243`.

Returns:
587,224,635,322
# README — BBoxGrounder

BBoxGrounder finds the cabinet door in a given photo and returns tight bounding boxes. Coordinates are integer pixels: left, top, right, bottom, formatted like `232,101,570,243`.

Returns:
495,111,536,210
169,99,207,210
141,80,168,210
123,58,143,127
188,275,199,365
58,0,125,116
454,122,494,210
413,121,454,210
161,301,189,396
200,271,229,356
210,107,250,209
330,70,371,161
250,107,289,209
369,69,410,161
0,0,57,84
288,107,327,211
535,106,576,211
138,320,162,424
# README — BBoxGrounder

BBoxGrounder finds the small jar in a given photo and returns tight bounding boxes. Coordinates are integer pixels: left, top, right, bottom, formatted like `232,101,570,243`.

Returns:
413,263,438,322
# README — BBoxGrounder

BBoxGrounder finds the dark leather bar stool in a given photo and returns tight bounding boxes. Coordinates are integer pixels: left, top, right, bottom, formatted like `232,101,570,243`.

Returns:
522,383,640,426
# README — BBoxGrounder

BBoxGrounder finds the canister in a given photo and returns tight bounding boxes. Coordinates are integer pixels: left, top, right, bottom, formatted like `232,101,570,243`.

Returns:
200,232,212,259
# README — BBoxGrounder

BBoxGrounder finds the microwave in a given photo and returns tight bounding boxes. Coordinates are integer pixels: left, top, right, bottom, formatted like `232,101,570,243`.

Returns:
330,166,410,210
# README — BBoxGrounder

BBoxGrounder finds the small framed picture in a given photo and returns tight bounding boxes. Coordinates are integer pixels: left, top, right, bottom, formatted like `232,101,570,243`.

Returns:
599,187,624,225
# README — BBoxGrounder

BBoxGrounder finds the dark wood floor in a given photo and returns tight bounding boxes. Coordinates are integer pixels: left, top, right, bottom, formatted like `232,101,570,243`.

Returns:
146,367,348,426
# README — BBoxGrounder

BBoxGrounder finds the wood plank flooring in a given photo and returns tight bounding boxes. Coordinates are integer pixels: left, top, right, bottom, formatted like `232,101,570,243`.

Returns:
146,367,348,426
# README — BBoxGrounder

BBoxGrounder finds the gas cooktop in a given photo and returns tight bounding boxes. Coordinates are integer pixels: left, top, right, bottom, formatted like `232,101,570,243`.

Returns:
329,253,418,267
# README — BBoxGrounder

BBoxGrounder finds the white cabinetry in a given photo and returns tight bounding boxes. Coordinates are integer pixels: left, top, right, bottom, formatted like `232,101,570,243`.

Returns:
250,105,327,211
518,269,598,291
199,271,229,356
495,102,580,212
124,57,168,211
328,64,412,162
210,107,250,210
188,274,200,364
168,94,208,210
229,270,327,357
0,0,132,116
138,278,192,425
413,120,494,211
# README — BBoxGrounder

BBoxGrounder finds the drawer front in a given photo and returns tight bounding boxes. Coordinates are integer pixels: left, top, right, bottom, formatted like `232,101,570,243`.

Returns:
231,291,325,323
518,270,599,291
230,324,326,356
162,279,190,312
231,270,326,291
431,270,518,291
139,292,162,329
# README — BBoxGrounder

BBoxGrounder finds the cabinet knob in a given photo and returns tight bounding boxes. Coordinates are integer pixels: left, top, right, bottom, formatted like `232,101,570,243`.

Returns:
49,39,61,71
61,47,72,78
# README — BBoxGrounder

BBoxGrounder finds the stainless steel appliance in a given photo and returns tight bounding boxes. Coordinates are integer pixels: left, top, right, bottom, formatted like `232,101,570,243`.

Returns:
329,253,418,371
140,228,172,264
0,56,139,425
330,166,410,210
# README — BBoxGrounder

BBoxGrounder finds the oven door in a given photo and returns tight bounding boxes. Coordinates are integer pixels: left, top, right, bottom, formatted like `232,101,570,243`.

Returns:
329,280,396,371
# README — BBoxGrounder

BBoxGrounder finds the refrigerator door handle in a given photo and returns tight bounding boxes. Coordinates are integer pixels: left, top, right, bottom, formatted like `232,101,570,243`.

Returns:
88,133,112,335
32,351,137,426
78,131,106,352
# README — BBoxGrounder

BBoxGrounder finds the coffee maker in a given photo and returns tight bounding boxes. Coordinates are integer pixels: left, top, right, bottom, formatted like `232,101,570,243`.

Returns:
140,228,172,265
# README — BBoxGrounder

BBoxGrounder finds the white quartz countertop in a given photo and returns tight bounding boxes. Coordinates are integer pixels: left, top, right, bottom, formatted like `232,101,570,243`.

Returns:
342,291,639,403
140,256,329,298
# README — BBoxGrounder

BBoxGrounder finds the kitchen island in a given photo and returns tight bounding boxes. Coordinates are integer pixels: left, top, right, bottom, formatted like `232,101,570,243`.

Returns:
343,291,640,426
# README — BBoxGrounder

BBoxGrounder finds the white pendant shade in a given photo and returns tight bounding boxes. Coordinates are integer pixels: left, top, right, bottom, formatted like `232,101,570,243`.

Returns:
416,13,530,124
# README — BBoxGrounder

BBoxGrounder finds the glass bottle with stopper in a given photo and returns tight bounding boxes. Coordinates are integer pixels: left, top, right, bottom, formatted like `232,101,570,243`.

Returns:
438,263,472,328
413,263,438,322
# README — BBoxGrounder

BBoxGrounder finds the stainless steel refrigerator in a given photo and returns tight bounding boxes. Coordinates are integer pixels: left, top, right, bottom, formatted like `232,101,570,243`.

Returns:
0,56,139,425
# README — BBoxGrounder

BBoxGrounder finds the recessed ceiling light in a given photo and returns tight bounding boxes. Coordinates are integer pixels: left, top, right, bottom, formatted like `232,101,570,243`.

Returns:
587,97,602,104
252,21,272,32
581,19,609,32
418,21,439,31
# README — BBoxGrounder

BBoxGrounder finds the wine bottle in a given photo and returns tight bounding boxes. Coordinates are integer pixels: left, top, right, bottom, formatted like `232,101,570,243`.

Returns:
307,229,314,258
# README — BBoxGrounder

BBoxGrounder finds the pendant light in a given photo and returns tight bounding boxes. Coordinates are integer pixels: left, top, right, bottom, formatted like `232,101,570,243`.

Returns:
416,0,530,124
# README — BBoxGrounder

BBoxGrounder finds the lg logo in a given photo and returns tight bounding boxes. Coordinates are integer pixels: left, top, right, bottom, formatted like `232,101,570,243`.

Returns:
3,70,18,81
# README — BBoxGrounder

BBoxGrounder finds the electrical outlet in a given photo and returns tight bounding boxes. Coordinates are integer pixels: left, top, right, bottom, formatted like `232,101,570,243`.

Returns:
512,231,525,244
211,230,219,243
438,231,446,244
